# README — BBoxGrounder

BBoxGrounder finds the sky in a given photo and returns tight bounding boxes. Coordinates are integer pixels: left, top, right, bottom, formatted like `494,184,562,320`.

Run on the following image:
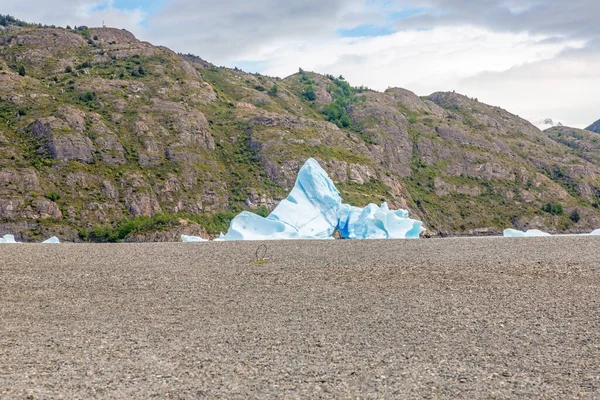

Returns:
3,0,599,128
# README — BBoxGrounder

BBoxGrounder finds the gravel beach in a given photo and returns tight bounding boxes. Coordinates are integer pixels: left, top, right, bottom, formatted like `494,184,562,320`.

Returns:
1,237,600,399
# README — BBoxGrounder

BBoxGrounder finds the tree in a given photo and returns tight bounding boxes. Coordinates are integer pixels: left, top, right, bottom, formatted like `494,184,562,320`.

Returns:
302,85,316,101
18,65,25,76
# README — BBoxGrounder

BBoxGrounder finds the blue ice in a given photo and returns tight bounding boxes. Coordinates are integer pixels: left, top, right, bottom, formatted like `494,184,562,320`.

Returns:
219,158,424,240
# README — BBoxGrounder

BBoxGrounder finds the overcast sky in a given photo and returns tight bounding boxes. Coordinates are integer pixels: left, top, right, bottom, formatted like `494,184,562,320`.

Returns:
4,0,599,128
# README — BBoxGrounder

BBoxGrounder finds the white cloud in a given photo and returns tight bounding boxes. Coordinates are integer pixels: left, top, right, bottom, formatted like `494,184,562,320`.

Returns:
2,1,146,36
253,26,581,88
459,51,600,129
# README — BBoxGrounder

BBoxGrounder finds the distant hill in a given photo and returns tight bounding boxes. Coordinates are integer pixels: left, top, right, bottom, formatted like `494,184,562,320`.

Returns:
585,119,600,134
2,20,600,240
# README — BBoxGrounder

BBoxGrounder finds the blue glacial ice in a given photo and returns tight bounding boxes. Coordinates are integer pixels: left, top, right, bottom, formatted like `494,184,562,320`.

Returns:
503,229,551,237
338,202,423,239
42,236,60,244
219,158,424,240
0,234,17,243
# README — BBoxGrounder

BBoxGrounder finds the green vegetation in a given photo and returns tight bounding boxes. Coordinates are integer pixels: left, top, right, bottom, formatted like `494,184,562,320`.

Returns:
302,84,316,101
0,14,33,27
321,74,367,129
46,192,60,202
84,208,275,242
541,202,564,215
337,179,391,207
18,65,25,76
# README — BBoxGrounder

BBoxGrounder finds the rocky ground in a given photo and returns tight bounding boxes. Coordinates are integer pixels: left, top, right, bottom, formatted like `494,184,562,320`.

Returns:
2,237,600,398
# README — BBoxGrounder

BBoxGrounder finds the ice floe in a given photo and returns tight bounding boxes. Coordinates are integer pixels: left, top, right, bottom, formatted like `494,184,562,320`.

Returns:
0,234,18,243
181,235,209,242
503,229,552,237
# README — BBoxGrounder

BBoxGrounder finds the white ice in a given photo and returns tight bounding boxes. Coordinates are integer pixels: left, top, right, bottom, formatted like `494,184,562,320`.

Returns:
219,158,424,240
181,235,208,242
0,234,18,243
42,236,60,244
503,229,551,237
338,202,423,239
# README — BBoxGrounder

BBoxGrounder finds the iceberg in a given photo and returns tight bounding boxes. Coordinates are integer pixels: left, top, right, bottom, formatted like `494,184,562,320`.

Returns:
503,229,551,237
338,202,423,239
42,236,60,244
0,234,18,243
590,229,600,236
219,158,424,240
181,234,209,242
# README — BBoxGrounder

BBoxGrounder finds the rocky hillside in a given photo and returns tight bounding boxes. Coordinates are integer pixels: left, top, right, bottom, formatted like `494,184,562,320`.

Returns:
2,22,600,241
585,119,600,134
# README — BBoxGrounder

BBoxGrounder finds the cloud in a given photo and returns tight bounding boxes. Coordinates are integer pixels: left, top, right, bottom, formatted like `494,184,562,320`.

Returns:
391,0,600,44
2,0,147,35
255,26,583,90
458,49,600,128
143,0,370,62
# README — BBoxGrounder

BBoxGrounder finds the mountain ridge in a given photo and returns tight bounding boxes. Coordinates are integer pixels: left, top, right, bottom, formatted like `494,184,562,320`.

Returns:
585,119,600,134
1,20,600,241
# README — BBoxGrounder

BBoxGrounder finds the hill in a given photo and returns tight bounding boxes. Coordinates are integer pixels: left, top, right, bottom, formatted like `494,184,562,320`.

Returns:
585,119,600,134
1,21,600,241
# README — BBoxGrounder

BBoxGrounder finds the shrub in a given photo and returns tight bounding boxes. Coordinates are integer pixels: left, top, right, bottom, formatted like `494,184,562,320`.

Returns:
569,209,580,223
268,84,278,96
302,85,316,101
131,65,146,77
18,65,25,76
76,61,91,70
541,202,564,215
65,66,73,73
46,192,60,202
255,205,269,217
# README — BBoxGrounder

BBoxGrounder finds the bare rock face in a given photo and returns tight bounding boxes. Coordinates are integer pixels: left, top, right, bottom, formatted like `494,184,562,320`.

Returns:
244,188,277,210
124,194,162,216
34,198,62,219
0,168,40,192
30,117,95,163
171,110,215,149
0,198,24,219
121,173,162,217
57,107,86,131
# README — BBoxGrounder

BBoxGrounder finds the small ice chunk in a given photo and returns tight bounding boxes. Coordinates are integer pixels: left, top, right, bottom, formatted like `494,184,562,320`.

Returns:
503,229,551,237
0,234,18,243
181,235,208,242
42,236,60,244
589,229,600,236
